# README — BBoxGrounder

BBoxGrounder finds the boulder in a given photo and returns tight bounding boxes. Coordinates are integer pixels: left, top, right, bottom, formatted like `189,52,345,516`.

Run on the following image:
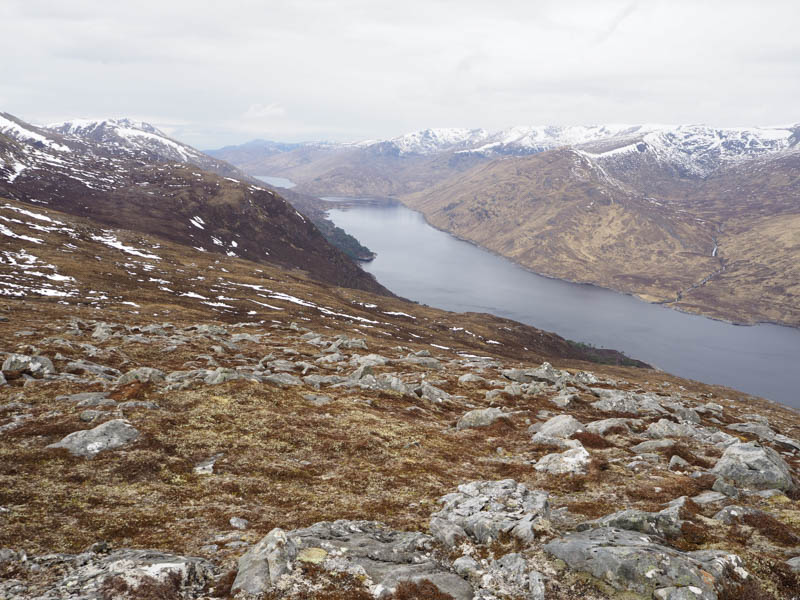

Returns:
458,373,486,385
287,520,473,600
711,505,766,525
586,418,639,436
645,418,703,439
232,528,297,595
2,354,55,377
711,442,796,492
787,556,800,573
480,553,545,600
576,500,686,538
264,373,303,387
431,479,549,545
630,439,675,454
15,548,216,598
532,414,583,440
204,367,241,385
534,446,591,475
456,407,508,431
591,389,664,414
544,527,746,599
46,419,139,458
116,367,165,386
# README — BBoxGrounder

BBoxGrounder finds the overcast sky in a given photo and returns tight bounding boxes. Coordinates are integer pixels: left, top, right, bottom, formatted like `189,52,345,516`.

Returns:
2,0,798,148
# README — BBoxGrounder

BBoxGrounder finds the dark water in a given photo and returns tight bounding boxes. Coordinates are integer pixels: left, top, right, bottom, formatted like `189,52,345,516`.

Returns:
255,175,296,189
327,200,800,409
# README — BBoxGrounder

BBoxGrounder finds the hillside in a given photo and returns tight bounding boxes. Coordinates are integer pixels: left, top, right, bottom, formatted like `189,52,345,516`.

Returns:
1,196,799,600
0,112,386,295
213,123,800,327
401,147,800,326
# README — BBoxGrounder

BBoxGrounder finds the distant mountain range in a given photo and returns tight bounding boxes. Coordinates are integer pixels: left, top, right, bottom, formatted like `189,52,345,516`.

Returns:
0,113,386,294
209,122,800,327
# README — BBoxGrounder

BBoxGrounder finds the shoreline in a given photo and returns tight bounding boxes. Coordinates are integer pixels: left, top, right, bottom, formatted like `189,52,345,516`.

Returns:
318,192,798,332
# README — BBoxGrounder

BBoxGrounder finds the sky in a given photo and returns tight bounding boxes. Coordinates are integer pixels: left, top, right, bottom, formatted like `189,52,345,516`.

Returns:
2,0,798,148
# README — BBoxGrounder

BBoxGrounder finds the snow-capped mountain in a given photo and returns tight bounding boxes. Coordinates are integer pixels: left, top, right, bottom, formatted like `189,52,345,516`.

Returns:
360,123,799,176
575,124,799,177
46,118,245,178
0,111,388,294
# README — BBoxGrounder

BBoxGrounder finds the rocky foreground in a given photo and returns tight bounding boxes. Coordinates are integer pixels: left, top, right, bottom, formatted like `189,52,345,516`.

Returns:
1,314,799,600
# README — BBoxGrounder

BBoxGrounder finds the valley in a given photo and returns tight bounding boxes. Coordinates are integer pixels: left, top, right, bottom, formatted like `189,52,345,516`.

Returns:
214,124,800,328
1,113,799,600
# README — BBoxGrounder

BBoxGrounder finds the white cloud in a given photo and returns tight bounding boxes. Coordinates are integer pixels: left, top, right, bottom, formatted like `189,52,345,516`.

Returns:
1,0,798,148
243,103,287,120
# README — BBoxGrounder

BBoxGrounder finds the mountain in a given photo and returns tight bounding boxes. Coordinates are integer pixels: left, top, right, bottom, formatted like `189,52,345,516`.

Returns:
0,112,387,294
46,118,248,180
1,198,799,600
212,122,800,327
209,123,799,197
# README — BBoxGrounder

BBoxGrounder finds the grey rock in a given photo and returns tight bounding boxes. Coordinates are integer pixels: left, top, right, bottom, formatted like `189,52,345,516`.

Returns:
550,389,578,408
586,418,639,436
116,366,165,386
230,517,249,530
303,393,333,407
481,553,545,600
264,373,302,387
630,439,675,454
403,355,442,370
741,413,771,426
194,453,224,475
691,491,728,505
544,527,745,599
534,445,591,475
2,354,55,377
577,500,686,538
46,419,139,458
204,367,241,385
456,407,508,431
267,359,297,372
645,418,703,439
187,324,228,336
502,362,564,385
431,479,550,544
91,322,115,341
232,527,297,595
349,364,374,380
452,555,480,578
65,360,122,380
118,400,159,411
591,388,665,415
669,455,691,471
24,548,216,598
711,442,796,492
353,353,390,368
287,520,472,600
413,382,451,403
712,505,766,525
303,374,347,388
711,478,739,498
429,516,468,547
531,414,583,441
0,372,5,386
316,352,346,364
786,556,800,573
79,409,105,422
56,391,110,405
728,422,777,441
458,373,486,385
377,565,473,600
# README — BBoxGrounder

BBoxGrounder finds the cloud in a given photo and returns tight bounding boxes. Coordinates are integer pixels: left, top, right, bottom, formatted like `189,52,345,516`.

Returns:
1,0,797,148
243,103,287,120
